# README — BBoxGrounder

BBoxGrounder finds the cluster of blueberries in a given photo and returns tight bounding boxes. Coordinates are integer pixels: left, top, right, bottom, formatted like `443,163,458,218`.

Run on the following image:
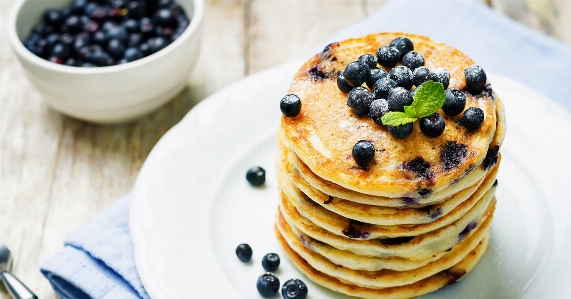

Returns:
338,36,488,140
22,0,190,67
236,243,308,298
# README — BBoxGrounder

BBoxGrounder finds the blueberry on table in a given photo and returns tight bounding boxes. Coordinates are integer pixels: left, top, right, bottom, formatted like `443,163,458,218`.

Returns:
388,123,413,139
107,38,125,59
336,73,353,93
369,99,389,125
257,273,280,297
246,166,266,186
235,244,253,262
343,61,370,87
376,46,399,68
282,279,308,299
261,253,280,272
387,87,413,112
464,65,487,94
389,66,413,90
443,89,466,116
366,68,387,90
372,77,397,99
402,51,424,71
429,69,450,89
352,140,375,168
357,53,377,69
347,87,375,115
390,37,414,59
461,107,485,130
280,94,302,117
420,112,445,138
412,66,430,87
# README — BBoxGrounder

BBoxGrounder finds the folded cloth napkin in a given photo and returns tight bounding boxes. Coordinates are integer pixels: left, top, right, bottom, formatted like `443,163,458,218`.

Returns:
40,1,571,298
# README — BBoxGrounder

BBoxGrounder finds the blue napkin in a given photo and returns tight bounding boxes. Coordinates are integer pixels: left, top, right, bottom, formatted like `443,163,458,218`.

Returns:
40,1,571,298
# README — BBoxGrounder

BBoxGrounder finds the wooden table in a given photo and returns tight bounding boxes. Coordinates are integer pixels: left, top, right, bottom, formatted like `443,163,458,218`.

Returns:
0,0,569,297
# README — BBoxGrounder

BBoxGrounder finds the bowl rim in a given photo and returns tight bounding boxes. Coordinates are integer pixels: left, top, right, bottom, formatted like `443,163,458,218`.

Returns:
8,0,204,75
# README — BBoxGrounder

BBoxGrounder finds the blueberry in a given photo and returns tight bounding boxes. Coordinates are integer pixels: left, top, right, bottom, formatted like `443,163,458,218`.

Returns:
280,94,302,117
429,69,450,89
155,26,174,39
443,89,466,116
43,8,63,26
89,48,111,66
140,43,151,56
464,65,487,94
257,273,280,297
65,16,82,34
357,53,377,69
347,87,375,115
390,36,414,59
48,56,63,64
107,38,125,59
343,61,369,87
106,26,127,44
412,66,430,87
387,87,413,112
59,33,74,47
92,31,108,46
128,1,147,19
155,8,176,27
369,99,389,125
388,123,413,139
140,17,155,38
31,24,47,36
419,112,445,138
148,37,168,54
124,19,140,33
124,47,143,62
128,33,143,47
71,0,87,14
376,46,399,68
402,51,424,71
261,253,280,272
117,58,128,64
389,66,413,90
235,244,253,262
461,107,484,130
110,0,126,9
83,3,99,16
46,33,61,46
336,73,353,93
366,68,387,90
89,7,108,23
411,83,423,97
76,46,91,61
50,43,70,60
64,58,81,67
81,62,95,67
281,279,308,299
246,166,265,186
84,20,99,33
372,77,397,99
352,140,375,168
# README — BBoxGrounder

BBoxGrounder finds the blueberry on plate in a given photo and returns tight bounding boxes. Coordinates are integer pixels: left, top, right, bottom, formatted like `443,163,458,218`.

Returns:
257,273,280,297
388,123,413,139
390,36,414,59
464,65,487,94
261,253,280,272
372,77,397,99
246,166,265,186
366,68,387,90
235,244,253,262
337,73,353,93
389,66,413,90
282,279,308,299
412,66,430,88
387,87,413,112
429,69,450,89
357,53,377,69
369,99,389,125
347,87,375,115
343,61,370,87
376,46,399,68
352,140,375,168
461,107,485,130
442,89,466,116
419,112,445,138
280,94,302,117
402,51,424,71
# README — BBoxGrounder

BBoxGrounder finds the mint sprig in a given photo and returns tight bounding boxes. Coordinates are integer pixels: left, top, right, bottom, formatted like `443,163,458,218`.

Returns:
381,81,446,126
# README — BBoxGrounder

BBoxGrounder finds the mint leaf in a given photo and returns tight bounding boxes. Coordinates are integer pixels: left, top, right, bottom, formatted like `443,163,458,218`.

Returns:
404,106,416,118
410,81,446,118
381,112,417,126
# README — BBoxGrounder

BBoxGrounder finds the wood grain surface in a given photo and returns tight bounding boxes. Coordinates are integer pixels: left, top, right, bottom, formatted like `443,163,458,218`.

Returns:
0,0,569,298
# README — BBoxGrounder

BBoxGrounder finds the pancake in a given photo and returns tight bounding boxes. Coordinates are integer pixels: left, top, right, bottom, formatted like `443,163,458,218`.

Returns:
278,96,505,207
275,223,491,299
278,187,496,259
280,32,501,197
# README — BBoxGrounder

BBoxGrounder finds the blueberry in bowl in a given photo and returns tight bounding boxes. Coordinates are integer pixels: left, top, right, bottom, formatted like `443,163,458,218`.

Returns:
8,0,204,123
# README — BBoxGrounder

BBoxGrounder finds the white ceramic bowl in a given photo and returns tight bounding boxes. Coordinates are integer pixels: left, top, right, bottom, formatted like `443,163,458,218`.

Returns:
8,0,203,123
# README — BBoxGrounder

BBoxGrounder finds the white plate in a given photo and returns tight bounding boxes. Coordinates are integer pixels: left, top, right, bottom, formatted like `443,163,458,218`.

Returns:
130,62,571,299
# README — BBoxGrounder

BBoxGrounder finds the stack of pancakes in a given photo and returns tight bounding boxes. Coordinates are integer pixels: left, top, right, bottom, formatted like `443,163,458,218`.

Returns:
275,33,506,298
